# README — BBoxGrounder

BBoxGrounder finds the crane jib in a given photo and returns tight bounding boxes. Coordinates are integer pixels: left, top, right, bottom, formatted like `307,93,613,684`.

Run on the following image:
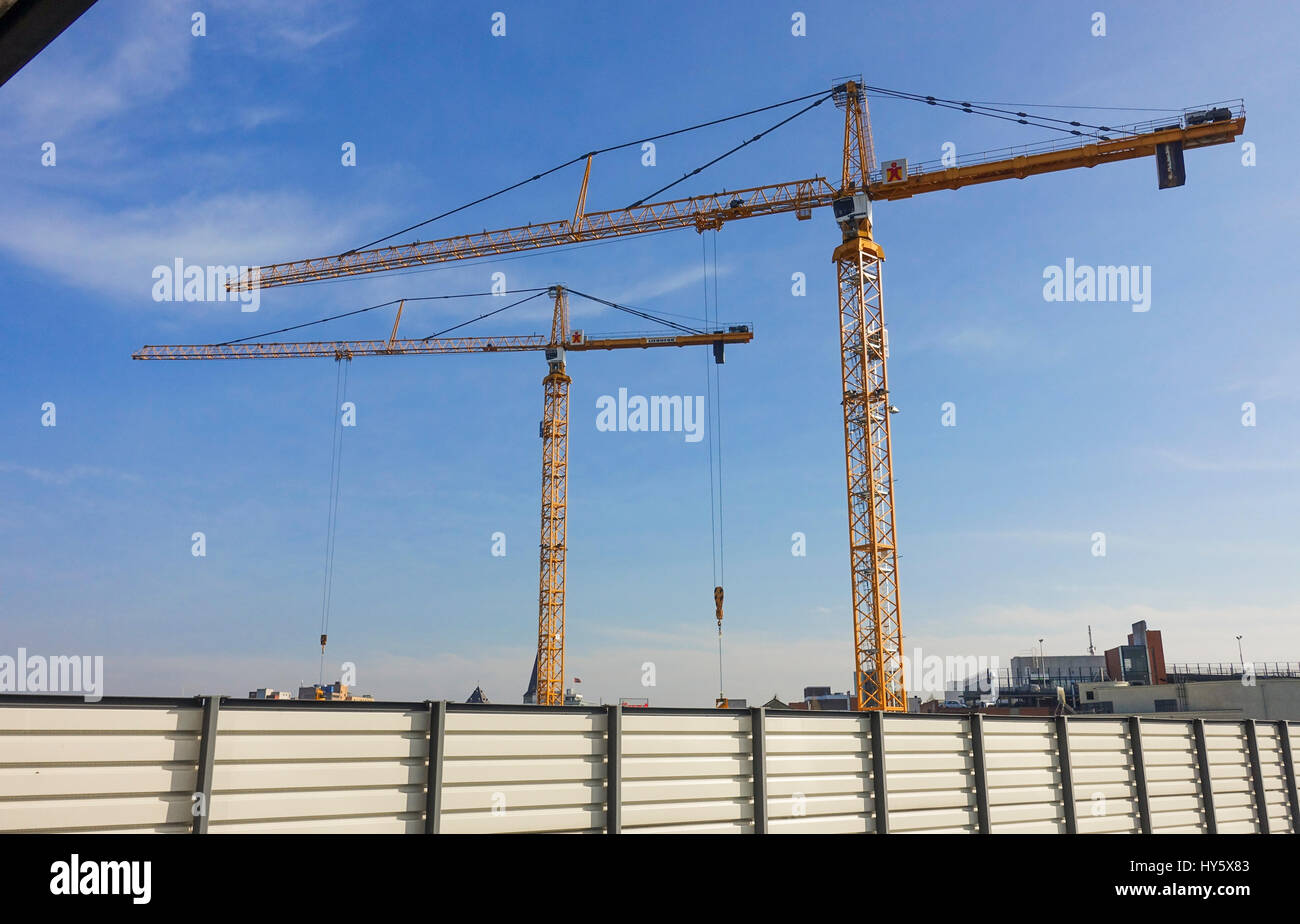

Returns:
227,107,1243,294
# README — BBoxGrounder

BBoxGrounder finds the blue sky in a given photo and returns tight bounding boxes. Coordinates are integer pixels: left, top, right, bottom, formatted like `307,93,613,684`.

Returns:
1,0,1296,705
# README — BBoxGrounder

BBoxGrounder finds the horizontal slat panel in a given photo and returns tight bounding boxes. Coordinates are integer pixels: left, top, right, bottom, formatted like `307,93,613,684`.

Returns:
621,712,749,832
210,814,423,834
444,711,604,734
441,732,599,759
1067,721,1138,834
766,773,869,797
0,734,200,764
212,759,424,792
767,792,870,819
621,734,751,757
0,763,197,798
0,706,201,732
766,733,866,755
440,780,602,811
620,714,747,734
885,718,976,833
215,733,426,762
439,805,603,834
623,820,749,834
217,709,427,733
768,813,871,833
0,794,195,832
442,756,601,785
212,787,425,822
766,715,866,735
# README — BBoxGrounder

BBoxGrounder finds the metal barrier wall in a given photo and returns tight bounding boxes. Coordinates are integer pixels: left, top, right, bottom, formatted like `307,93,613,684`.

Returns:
0,695,1296,834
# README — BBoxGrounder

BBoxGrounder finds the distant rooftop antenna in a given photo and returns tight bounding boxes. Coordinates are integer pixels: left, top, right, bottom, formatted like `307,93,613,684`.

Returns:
1087,625,1095,657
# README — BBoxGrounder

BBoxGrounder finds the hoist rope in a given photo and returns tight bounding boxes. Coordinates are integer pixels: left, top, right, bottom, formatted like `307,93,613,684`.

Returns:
701,232,727,701
318,357,349,682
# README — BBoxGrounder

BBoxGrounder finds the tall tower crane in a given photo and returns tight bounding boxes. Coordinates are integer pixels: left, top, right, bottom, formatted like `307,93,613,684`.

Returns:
223,80,1244,711
135,286,753,706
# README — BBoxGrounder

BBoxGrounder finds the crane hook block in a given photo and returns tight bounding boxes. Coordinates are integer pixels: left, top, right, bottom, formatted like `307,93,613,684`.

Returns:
320,634,327,651
713,585,724,624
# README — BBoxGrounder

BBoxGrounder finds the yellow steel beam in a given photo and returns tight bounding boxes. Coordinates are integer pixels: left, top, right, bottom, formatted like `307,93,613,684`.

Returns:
227,178,837,291
132,330,752,361
226,110,1242,295
868,117,1245,202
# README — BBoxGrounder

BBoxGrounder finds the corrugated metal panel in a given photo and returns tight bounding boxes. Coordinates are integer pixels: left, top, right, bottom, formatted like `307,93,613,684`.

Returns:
765,713,872,834
207,706,428,834
1253,723,1293,834
983,717,1066,834
1068,719,1140,833
1141,720,1207,833
1203,721,1259,833
0,704,202,833
1,700,1290,835
621,710,751,833
440,708,605,834
883,715,977,833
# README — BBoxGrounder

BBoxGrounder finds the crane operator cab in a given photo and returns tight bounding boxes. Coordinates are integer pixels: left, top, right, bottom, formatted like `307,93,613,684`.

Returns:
832,191,873,238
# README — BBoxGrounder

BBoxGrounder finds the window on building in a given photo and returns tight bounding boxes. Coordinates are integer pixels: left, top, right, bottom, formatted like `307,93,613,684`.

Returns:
1154,699,1179,712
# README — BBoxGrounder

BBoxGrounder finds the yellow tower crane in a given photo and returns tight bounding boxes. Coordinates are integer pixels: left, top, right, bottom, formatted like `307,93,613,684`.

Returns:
135,286,753,707
223,81,1244,711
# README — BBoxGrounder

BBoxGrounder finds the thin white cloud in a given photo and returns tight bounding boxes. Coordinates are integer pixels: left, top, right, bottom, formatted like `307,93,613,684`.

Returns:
274,21,355,51
609,262,732,307
0,0,191,140
0,189,368,305
1142,447,1300,473
0,463,143,486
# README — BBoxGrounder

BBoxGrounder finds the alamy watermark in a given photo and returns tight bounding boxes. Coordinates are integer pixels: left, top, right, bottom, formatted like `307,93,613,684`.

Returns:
903,648,1001,702
0,649,104,702
1043,258,1150,312
152,259,260,312
595,387,705,443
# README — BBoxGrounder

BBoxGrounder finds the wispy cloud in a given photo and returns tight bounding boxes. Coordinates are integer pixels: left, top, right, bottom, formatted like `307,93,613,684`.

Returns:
0,463,143,486
274,21,355,51
1142,447,1300,473
608,262,732,307
1223,345,1300,402
0,0,191,140
0,189,369,304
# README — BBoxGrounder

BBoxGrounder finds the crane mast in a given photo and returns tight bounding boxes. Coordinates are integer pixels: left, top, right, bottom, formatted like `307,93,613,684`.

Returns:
833,82,904,711
537,287,571,707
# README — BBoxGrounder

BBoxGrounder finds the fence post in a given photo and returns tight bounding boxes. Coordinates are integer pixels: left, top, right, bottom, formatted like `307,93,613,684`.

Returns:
1278,722,1299,834
1192,718,1217,834
969,713,991,834
606,704,621,834
424,700,446,834
750,706,767,835
192,695,220,835
1128,716,1152,834
869,710,889,834
1055,715,1077,834
1244,720,1270,835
